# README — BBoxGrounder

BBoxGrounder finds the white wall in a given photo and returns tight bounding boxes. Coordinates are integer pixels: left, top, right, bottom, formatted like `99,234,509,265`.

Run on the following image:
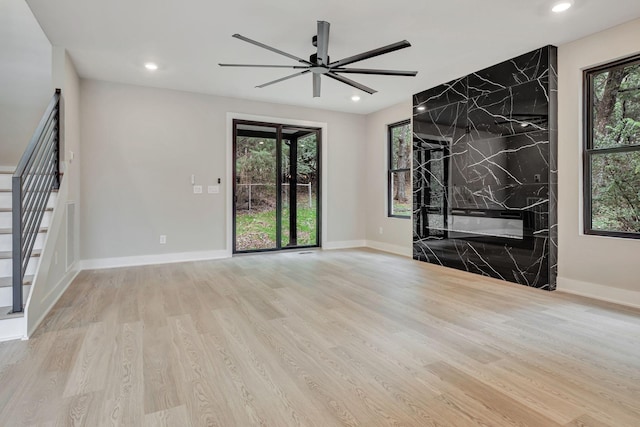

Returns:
0,0,52,166
363,101,413,256
26,48,81,336
79,80,366,263
557,17,640,307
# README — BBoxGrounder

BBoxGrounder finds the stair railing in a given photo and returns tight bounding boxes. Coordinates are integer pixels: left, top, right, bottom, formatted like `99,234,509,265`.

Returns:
11,89,61,313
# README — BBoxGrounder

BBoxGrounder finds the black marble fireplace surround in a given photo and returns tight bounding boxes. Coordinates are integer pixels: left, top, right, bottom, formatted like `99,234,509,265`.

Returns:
412,46,558,290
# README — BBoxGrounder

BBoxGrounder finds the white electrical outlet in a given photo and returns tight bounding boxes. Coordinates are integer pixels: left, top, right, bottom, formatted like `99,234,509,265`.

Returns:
160,235,167,244
193,185,203,194
208,185,220,194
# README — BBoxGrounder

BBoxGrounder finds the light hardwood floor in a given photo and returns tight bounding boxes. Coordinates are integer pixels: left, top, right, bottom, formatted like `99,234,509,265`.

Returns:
0,248,639,426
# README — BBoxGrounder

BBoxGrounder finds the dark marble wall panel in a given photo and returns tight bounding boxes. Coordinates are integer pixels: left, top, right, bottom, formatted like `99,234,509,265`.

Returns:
468,47,549,97
414,77,467,111
547,49,558,289
467,78,550,139
412,46,558,290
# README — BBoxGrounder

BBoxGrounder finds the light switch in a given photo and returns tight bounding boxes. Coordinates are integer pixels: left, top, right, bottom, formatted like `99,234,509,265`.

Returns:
208,185,220,194
193,185,203,194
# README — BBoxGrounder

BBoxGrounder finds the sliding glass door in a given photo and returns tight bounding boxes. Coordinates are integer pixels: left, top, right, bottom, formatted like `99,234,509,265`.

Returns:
233,120,320,253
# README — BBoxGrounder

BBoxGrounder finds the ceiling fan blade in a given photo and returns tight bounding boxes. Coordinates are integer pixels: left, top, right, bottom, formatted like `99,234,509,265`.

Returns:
256,70,311,88
233,34,312,65
219,63,308,69
313,74,321,98
331,67,417,76
326,72,377,94
329,40,411,68
316,21,330,65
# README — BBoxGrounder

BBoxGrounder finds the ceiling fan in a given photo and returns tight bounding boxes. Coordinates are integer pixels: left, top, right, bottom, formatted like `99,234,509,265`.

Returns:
219,21,418,98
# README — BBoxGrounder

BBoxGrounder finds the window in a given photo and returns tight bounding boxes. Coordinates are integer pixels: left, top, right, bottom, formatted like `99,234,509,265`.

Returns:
584,54,640,238
388,120,412,218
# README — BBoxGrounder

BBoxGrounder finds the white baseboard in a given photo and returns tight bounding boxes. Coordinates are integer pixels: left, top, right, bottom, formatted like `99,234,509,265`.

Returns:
26,267,80,337
80,250,230,270
556,277,640,310
322,240,367,250
365,240,412,257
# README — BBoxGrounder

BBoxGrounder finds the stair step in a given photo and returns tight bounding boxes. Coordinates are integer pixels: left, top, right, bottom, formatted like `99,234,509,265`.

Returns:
0,189,57,193
0,227,48,235
0,192,57,210
0,252,40,279
0,250,41,260
0,231,46,252
0,276,33,288
0,207,53,213
0,306,24,320
0,283,31,307
0,209,54,229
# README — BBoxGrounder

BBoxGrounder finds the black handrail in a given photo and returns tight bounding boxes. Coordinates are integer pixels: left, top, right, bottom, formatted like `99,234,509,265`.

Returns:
11,89,61,313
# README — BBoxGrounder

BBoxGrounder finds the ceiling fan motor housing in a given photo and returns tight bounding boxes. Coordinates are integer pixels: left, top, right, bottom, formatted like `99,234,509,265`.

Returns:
309,53,329,65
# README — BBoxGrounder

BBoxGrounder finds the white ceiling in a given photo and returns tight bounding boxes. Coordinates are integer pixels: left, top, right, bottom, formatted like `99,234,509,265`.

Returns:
25,0,640,114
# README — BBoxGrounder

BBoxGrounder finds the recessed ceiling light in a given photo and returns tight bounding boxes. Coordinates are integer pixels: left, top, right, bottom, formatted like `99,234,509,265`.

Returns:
351,95,361,102
417,105,426,111
144,62,158,71
552,1,573,13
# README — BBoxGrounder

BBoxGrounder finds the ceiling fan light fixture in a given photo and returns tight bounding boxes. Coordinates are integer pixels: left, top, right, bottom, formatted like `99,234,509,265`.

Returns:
552,1,573,13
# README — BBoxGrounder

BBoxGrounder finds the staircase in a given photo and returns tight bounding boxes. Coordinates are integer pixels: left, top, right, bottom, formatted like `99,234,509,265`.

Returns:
0,170,56,330
0,89,61,340
0,171,55,322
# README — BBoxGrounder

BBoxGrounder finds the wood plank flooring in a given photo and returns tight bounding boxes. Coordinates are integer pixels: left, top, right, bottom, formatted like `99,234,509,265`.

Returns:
0,248,639,426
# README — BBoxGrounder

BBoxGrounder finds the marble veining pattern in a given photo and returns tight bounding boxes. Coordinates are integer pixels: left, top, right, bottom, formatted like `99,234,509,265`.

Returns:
412,46,558,290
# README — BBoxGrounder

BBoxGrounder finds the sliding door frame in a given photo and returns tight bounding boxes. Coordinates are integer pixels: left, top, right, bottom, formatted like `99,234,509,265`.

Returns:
231,118,322,254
